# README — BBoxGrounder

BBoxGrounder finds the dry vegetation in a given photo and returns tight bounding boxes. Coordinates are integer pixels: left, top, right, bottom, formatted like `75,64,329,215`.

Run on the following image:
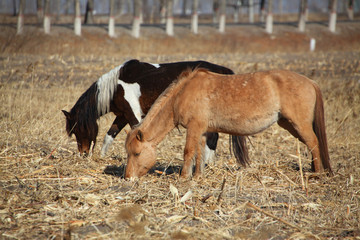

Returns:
1,17,360,239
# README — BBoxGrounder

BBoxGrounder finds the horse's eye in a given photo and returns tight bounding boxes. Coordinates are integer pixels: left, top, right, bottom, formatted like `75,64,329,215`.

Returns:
134,152,140,157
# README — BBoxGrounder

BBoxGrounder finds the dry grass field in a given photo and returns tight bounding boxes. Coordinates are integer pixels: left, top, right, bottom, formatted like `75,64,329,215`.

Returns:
1,17,360,239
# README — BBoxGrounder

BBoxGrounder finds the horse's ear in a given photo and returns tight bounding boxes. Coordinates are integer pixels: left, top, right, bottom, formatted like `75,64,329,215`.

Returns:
62,110,71,119
136,130,144,142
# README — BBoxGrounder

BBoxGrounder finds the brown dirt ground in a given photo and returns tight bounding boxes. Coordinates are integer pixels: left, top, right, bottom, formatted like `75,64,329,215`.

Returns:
0,14,360,239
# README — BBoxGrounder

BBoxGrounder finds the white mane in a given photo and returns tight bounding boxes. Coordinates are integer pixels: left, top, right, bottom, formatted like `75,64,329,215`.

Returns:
96,64,122,116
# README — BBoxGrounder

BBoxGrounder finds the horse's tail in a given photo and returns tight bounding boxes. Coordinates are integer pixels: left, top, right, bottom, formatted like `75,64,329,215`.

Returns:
230,135,249,167
312,83,332,174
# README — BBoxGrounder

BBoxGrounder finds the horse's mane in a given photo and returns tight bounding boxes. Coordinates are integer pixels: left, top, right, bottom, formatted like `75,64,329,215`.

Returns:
140,68,209,129
68,82,98,136
96,65,122,116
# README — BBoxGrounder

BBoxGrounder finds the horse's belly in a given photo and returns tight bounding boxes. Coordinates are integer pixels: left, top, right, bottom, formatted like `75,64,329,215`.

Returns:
209,110,280,136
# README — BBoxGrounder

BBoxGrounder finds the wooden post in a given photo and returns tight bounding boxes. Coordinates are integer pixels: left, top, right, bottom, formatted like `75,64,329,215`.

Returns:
166,0,174,36
329,0,337,32
132,0,142,38
298,0,307,32
191,0,199,34
43,0,51,34
265,0,273,34
74,0,81,36
218,0,226,33
17,0,25,34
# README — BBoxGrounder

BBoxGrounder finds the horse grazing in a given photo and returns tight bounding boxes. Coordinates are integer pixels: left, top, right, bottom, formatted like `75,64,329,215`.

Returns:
125,69,332,179
62,60,237,163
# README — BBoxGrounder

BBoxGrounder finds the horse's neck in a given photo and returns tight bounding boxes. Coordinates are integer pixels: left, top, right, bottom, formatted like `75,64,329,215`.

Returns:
140,96,176,145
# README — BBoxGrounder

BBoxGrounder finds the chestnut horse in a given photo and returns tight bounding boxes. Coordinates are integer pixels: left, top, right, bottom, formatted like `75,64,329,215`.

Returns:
62,60,238,163
125,69,332,179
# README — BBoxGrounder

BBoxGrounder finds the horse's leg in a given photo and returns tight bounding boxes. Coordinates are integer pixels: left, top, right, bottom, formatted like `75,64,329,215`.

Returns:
278,117,322,172
100,116,128,157
182,123,206,179
203,132,219,165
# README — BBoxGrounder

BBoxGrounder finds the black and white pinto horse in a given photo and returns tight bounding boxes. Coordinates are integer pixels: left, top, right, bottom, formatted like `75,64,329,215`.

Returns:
62,59,241,164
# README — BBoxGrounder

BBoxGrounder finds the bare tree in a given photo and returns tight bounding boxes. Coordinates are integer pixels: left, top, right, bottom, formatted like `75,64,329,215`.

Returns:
260,0,266,22
37,0,43,22
17,0,25,34
218,0,226,33
74,0,81,36
182,0,188,16
43,0,51,34
265,0,273,34
249,0,254,23
160,0,166,24
329,0,337,32
64,0,72,15
213,0,219,23
347,0,354,20
166,0,174,36
109,0,116,37
84,0,94,24
191,0,199,34
132,0,142,38
298,0,307,32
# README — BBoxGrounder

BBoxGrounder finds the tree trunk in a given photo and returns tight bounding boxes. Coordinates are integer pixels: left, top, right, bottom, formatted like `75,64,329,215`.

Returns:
132,0,142,38
191,0,199,34
218,0,226,33
182,0,188,16
37,0,43,22
17,0,25,34
298,0,307,32
160,0,166,24
108,0,116,37
74,0,81,36
347,0,354,20
84,0,94,24
213,0,219,23
265,0,273,34
260,0,266,22
43,0,51,34
328,0,337,32
166,0,174,36
249,0,254,23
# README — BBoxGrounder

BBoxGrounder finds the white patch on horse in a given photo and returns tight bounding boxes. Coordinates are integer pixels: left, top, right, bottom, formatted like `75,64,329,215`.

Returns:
118,80,143,122
150,63,160,68
101,134,114,157
96,65,123,116
203,145,215,165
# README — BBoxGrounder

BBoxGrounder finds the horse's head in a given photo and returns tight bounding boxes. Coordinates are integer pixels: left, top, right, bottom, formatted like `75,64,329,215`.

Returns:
62,110,98,156
125,129,157,179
